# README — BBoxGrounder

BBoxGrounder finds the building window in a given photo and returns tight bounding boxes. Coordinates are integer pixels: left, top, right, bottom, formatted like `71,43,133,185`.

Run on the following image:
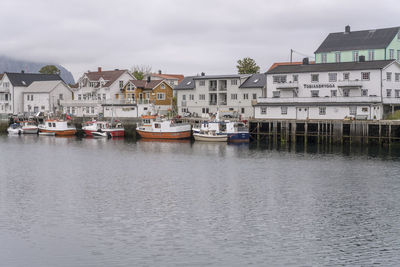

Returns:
319,107,326,115
119,81,124,89
361,72,370,81
157,93,165,100
328,73,337,82
182,95,186,100
41,106,45,110
202,107,209,114
261,107,267,114
349,106,357,116
273,75,287,83
368,50,374,61
281,106,287,115
387,72,392,81
199,81,205,86
160,83,165,89
343,89,350,97
311,90,319,97
181,108,188,113
353,51,359,62
91,107,94,113
361,89,368,96
387,89,392,97
59,94,63,100
389,49,395,60
240,108,245,114
343,73,350,80
231,80,238,85
397,50,400,61
321,53,327,63
199,94,205,100
331,90,337,97
103,94,106,100
231,93,237,100
395,90,400,98
311,74,319,82
189,94,194,101
243,93,248,100
252,93,257,100
293,75,298,82
335,52,341,63
272,91,280,98
26,94,29,101
396,73,400,82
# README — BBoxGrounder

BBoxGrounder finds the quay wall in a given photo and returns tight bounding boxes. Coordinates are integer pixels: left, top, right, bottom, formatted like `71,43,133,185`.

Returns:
249,119,400,145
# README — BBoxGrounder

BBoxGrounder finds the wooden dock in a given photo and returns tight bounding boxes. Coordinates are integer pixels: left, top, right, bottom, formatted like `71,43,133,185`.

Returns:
249,119,400,145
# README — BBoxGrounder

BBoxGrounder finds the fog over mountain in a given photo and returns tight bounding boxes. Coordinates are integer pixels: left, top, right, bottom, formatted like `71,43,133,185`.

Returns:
0,55,75,84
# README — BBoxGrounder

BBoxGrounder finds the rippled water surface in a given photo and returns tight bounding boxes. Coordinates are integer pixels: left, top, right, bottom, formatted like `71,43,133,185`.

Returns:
1,135,400,266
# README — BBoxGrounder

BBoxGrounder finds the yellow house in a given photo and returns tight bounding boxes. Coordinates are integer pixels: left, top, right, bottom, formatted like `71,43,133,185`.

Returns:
122,78,174,109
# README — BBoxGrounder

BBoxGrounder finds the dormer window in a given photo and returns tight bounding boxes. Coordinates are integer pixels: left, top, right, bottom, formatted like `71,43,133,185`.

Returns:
161,83,165,89
119,81,124,89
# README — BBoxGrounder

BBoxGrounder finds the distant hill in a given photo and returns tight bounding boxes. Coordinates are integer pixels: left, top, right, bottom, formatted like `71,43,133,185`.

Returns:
0,55,75,85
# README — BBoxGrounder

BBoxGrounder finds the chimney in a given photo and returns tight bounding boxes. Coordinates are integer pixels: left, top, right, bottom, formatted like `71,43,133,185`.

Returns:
302,58,309,65
147,76,151,83
359,55,365,62
158,70,162,74
201,72,205,76
98,67,102,72
21,70,25,74
345,25,351,34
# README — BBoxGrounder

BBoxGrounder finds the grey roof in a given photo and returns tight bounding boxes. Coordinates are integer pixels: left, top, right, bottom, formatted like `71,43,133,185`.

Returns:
239,73,266,88
315,27,400,53
174,77,195,90
266,60,396,74
23,81,70,93
5,72,63,87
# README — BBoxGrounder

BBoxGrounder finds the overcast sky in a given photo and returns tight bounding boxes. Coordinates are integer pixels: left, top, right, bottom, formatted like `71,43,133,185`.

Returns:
0,0,399,80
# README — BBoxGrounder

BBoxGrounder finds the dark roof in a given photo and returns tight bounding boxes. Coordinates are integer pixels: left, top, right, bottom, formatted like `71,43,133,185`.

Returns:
315,26,400,53
151,73,185,83
5,72,63,87
0,74,3,80
266,60,396,74
174,77,195,90
129,79,163,89
85,69,127,87
239,73,266,88
193,74,245,80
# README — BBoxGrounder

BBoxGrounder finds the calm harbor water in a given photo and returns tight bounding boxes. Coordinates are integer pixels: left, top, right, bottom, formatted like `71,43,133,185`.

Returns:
0,135,400,267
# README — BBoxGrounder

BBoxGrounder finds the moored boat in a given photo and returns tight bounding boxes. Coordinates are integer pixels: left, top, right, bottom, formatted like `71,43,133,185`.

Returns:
226,121,249,142
82,120,125,137
38,120,76,136
19,121,39,134
7,123,23,135
136,115,191,139
193,130,228,142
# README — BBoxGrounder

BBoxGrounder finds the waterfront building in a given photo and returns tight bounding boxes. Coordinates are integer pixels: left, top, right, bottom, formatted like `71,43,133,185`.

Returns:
61,67,135,117
315,26,400,64
146,71,184,88
254,59,400,120
22,81,73,114
174,73,266,119
0,72,63,116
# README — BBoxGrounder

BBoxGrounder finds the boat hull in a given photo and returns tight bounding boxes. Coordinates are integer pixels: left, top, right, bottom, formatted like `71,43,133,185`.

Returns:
136,129,191,139
227,132,250,142
22,127,39,134
84,129,124,137
193,133,228,142
39,129,76,136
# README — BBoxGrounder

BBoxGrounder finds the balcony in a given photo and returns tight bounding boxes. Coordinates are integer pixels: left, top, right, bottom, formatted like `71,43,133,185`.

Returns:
209,86,217,91
257,96,381,104
383,97,400,104
337,80,363,88
209,101,217,105
219,86,227,91
137,99,150,104
275,81,299,90
218,101,227,106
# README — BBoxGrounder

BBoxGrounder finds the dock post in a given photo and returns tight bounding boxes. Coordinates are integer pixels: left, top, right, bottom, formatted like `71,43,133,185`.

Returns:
317,122,320,144
291,122,296,144
389,123,392,145
379,123,382,145
256,122,260,142
304,122,308,145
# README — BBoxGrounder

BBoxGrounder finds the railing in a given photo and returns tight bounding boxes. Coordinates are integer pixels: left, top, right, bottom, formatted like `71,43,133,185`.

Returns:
137,99,150,104
257,96,381,104
219,86,227,91
218,101,227,105
337,80,363,87
209,86,217,91
209,101,217,105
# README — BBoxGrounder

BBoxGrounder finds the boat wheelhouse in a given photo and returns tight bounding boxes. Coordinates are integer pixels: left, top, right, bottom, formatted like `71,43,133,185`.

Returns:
38,120,76,136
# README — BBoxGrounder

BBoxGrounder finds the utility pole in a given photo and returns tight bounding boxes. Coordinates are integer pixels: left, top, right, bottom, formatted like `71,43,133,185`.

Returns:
290,49,293,63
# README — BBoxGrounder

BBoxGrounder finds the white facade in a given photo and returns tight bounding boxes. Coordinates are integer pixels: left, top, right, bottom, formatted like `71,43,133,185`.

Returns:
175,74,265,119
0,75,13,115
255,61,400,120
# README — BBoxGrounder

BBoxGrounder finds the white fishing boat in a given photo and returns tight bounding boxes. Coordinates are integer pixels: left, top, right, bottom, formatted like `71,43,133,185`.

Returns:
91,130,111,138
193,130,228,142
136,115,192,139
19,121,39,134
38,120,76,136
82,120,125,137
7,123,23,135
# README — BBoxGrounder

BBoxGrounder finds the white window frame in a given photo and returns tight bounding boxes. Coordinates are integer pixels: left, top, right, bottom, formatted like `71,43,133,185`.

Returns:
319,107,326,115
261,107,267,115
157,93,165,100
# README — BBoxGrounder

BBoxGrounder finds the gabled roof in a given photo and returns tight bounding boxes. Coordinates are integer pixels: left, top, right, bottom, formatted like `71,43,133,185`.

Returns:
266,60,396,74
129,79,164,90
84,69,127,87
268,61,315,71
174,77,195,90
239,73,266,88
23,80,71,93
5,72,63,87
315,26,400,53
151,73,185,83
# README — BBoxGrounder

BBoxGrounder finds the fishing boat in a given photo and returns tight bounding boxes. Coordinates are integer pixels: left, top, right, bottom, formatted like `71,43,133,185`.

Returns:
19,121,39,134
7,123,23,135
193,130,228,142
226,121,249,142
82,120,124,137
92,130,111,138
38,120,76,136
136,115,191,139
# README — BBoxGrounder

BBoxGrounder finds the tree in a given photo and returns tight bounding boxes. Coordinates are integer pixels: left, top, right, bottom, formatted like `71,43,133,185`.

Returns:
39,65,61,75
236,57,260,74
131,65,152,80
